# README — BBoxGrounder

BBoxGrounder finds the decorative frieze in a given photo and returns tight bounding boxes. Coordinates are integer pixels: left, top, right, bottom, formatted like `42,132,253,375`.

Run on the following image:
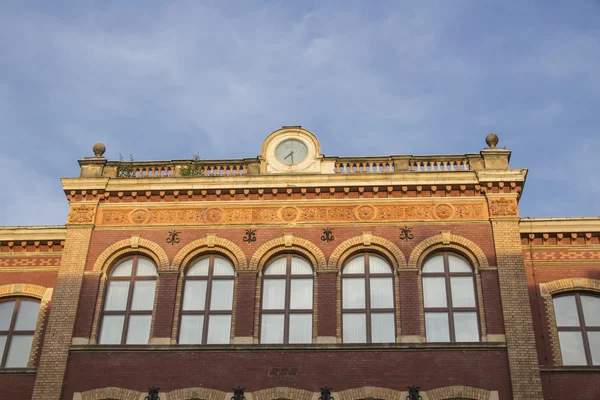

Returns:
96,202,488,226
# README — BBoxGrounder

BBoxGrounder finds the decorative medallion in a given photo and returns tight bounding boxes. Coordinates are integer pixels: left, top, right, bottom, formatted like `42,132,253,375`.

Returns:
354,205,377,221
204,207,224,224
129,209,150,224
489,198,518,216
68,205,96,224
434,203,454,220
278,206,300,223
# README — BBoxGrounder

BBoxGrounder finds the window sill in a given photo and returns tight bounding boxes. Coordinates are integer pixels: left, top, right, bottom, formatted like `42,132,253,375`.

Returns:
70,342,507,353
0,368,37,375
540,366,600,373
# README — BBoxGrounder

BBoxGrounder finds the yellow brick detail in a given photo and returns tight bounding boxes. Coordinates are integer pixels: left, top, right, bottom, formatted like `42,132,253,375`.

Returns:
171,235,247,271
249,234,326,271
328,234,407,270
92,236,170,272
408,232,489,269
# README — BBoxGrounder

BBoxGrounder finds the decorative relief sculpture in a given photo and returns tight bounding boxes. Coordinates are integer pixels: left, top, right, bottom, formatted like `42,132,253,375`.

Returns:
433,203,454,220
68,205,96,224
489,198,518,216
97,202,488,226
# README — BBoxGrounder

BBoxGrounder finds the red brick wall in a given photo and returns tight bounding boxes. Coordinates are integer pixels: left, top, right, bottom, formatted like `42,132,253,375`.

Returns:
0,374,36,400
541,371,600,400
63,349,512,399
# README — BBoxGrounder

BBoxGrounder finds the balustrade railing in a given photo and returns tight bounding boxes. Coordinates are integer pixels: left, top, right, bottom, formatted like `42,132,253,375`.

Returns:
104,155,472,178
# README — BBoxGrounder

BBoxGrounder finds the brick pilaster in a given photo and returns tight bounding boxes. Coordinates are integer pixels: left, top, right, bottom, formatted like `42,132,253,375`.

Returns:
490,218,543,399
32,226,94,400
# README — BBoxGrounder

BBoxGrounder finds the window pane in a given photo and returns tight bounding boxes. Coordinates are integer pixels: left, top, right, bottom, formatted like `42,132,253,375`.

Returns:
454,312,479,342
14,301,40,331
187,259,209,276
213,258,235,276
99,315,124,344
450,277,476,308
558,331,587,365
290,279,313,310
343,313,366,343
210,280,234,310
423,255,444,273
264,258,287,275
111,259,133,276
261,314,284,344
425,312,450,342
131,281,156,311
371,313,395,343
0,301,15,330
263,279,286,310
343,278,365,309
343,257,364,274
369,255,392,274
423,277,447,308
291,257,312,275
370,278,394,309
207,315,231,344
183,280,207,311
136,258,157,276
448,255,472,273
104,281,130,311
126,315,151,344
581,295,600,327
587,332,600,365
0,335,6,364
289,314,312,344
553,296,579,326
179,315,204,344
5,334,33,368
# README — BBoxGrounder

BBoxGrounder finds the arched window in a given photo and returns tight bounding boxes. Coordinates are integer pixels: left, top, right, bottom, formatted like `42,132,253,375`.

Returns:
99,256,157,344
553,293,600,365
260,255,313,344
342,253,395,343
179,255,235,344
422,252,479,342
0,298,40,368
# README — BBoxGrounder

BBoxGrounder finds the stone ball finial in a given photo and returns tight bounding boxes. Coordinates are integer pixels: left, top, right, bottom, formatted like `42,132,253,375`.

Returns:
92,142,106,157
485,133,499,148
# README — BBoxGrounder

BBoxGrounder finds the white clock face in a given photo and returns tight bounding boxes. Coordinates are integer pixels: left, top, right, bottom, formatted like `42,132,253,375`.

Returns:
275,139,308,165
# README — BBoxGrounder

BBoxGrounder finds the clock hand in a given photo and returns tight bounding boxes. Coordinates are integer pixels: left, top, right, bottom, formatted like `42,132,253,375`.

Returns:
284,151,294,164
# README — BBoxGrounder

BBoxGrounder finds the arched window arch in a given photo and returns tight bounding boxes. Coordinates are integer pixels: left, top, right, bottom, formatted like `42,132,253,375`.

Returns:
260,254,313,344
422,252,479,342
179,255,235,344
341,253,395,343
553,292,600,365
0,298,40,367
99,256,157,344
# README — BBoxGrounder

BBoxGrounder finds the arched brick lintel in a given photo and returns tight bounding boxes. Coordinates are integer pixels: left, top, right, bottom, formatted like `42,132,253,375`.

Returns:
328,234,407,270
92,236,170,273
408,232,489,270
543,277,600,295
171,235,248,272
249,235,326,271
0,283,49,300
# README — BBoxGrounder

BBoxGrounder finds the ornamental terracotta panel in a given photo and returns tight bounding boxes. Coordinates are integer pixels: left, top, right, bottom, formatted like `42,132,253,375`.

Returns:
96,201,488,226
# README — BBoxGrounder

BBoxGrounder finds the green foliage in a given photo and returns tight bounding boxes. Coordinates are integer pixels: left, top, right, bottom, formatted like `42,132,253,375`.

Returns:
180,154,204,176
117,153,135,178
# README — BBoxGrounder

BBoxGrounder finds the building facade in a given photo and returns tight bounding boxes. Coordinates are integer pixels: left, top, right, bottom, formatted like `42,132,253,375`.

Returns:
0,127,598,400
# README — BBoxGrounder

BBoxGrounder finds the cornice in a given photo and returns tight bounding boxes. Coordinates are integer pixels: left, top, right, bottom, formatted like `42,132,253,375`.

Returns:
520,217,600,233
0,226,66,242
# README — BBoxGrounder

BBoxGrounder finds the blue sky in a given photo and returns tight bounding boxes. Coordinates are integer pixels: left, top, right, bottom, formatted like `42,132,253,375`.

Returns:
1,0,598,226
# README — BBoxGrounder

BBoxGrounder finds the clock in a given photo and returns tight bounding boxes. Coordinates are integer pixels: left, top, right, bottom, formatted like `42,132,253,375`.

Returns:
275,139,308,165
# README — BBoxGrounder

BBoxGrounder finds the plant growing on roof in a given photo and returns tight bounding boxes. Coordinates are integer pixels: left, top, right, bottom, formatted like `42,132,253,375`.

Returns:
180,153,204,176
116,153,135,178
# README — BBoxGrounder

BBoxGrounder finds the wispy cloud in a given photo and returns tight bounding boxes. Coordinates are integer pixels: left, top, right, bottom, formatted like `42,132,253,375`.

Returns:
0,0,599,225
